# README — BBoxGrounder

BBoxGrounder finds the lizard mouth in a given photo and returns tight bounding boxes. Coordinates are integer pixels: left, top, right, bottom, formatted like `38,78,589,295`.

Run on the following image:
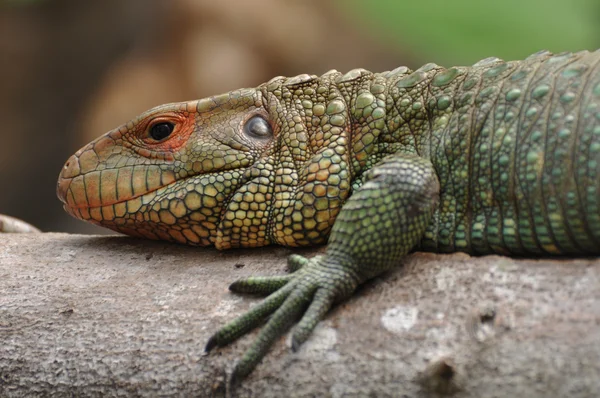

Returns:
57,175,168,210
57,162,177,211
57,154,248,246
56,171,177,234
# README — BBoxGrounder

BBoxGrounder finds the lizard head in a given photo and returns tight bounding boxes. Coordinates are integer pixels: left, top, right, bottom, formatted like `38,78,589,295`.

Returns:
58,75,353,249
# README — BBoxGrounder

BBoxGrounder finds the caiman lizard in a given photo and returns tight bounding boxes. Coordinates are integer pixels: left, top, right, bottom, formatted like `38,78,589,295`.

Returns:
57,50,600,383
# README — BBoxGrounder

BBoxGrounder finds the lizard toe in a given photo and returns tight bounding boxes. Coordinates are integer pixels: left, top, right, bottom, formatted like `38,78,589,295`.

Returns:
229,274,295,295
205,282,296,352
229,285,315,381
291,287,336,351
287,254,319,272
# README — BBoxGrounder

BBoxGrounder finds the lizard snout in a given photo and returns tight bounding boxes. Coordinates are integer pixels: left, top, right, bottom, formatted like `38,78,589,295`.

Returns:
57,154,79,205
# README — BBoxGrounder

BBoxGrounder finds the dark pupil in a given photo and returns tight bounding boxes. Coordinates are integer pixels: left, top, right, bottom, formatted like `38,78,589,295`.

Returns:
149,122,174,141
246,117,271,137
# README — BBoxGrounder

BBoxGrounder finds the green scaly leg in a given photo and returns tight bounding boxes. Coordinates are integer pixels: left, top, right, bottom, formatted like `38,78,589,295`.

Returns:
205,153,440,385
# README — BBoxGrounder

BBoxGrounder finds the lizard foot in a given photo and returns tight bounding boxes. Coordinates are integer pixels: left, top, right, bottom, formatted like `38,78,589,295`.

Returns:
205,253,358,384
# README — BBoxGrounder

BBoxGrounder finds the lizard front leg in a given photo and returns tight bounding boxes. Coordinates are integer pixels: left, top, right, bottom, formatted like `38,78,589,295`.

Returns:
205,153,440,384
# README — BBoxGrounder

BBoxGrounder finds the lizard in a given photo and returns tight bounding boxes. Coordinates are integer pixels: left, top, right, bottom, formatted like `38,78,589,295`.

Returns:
56,49,600,385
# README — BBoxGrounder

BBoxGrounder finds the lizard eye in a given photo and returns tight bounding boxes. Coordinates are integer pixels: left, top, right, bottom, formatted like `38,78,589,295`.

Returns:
149,122,175,141
243,116,272,139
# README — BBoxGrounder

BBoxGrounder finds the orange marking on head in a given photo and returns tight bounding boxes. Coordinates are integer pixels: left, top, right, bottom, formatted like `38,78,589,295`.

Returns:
137,110,197,153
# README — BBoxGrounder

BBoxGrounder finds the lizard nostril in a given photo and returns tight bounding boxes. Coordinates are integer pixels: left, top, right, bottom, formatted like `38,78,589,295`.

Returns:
59,155,81,179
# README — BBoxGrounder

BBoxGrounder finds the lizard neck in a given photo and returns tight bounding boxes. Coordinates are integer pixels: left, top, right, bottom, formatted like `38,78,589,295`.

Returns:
333,63,467,181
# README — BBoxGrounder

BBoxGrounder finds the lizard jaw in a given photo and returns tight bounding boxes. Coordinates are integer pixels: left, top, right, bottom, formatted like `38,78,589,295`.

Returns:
57,164,250,247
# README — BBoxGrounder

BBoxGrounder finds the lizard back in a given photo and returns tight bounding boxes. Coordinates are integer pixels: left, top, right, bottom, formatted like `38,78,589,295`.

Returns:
340,50,600,255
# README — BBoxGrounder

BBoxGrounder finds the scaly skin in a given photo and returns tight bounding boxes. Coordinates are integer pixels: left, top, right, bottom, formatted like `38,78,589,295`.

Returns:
57,50,600,383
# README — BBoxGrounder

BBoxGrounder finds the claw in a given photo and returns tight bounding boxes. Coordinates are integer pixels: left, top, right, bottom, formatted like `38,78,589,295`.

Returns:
204,335,218,354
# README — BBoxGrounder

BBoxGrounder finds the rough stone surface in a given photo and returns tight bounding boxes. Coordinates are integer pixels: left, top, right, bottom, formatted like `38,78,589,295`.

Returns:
1,233,599,397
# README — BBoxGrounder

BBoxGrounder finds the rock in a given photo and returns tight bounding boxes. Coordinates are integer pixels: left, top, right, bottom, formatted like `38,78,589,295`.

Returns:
1,233,599,397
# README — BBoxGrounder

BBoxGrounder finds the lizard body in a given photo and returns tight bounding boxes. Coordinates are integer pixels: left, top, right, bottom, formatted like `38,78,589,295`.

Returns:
57,50,600,382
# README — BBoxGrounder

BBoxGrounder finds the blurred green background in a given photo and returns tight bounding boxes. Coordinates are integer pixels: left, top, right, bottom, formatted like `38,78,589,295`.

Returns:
343,0,599,65
0,0,598,234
